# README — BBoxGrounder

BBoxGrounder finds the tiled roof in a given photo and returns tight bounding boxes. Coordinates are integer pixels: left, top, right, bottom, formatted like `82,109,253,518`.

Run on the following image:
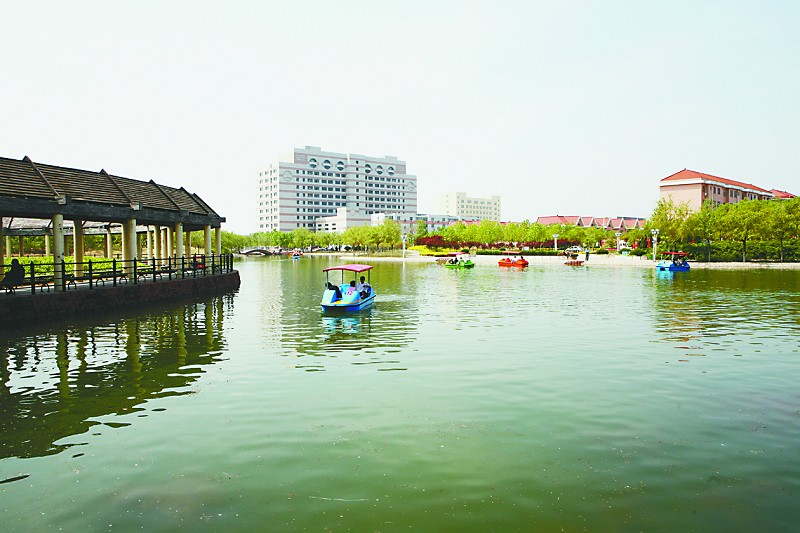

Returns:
770,189,796,199
0,155,218,217
661,169,773,194
536,216,580,225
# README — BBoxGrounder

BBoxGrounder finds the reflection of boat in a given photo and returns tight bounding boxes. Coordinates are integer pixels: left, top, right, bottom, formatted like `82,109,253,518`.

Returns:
444,253,475,269
656,252,690,272
322,315,362,335
321,264,376,311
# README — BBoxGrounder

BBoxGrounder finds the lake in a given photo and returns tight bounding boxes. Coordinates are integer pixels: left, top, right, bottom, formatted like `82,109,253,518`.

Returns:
2,256,799,531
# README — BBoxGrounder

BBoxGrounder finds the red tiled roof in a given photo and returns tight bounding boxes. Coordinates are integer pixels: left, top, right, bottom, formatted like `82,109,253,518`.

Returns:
661,169,772,194
770,189,796,199
536,216,580,225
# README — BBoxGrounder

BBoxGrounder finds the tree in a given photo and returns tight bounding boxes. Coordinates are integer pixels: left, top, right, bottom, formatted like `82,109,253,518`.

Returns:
762,200,792,262
718,200,762,262
785,196,800,240
684,199,719,261
415,219,428,238
378,220,401,250
646,198,690,250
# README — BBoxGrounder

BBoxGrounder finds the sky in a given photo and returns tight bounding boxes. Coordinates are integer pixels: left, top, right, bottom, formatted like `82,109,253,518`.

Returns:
2,0,798,233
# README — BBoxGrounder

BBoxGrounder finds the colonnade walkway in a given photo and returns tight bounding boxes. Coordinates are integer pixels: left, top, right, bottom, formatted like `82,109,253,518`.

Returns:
1,155,227,292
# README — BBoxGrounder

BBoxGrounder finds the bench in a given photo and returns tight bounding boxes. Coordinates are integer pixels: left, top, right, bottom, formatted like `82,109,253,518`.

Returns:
65,271,128,288
136,266,177,281
2,275,53,294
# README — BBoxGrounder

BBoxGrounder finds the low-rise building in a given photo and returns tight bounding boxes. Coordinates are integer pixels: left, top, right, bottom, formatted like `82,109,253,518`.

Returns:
440,192,501,221
535,216,646,231
659,169,791,210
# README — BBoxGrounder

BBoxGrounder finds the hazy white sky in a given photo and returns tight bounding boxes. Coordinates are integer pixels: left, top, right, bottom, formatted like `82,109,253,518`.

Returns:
2,1,798,233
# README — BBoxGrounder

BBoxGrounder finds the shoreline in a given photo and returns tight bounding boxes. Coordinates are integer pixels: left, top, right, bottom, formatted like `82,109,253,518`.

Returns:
310,252,800,270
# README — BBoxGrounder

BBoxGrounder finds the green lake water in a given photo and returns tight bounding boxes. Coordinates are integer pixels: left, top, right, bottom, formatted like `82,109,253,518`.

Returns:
2,256,799,531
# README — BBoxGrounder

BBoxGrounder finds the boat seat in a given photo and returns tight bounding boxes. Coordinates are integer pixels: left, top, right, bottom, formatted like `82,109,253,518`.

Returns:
342,290,359,303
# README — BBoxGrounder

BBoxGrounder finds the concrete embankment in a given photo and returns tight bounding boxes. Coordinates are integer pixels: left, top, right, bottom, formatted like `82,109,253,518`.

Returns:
331,252,800,270
0,271,241,329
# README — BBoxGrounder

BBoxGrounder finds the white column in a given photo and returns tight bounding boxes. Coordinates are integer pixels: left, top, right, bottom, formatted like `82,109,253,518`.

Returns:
214,227,221,256
153,224,162,264
175,223,184,258
44,234,51,256
166,227,174,258
204,225,212,256
53,214,65,290
73,221,84,276
146,227,153,258
131,220,139,260
121,221,129,264
105,226,113,258
124,218,137,273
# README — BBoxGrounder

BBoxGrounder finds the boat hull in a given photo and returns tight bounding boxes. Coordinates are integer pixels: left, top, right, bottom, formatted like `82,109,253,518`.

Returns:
321,291,376,312
446,261,475,269
498,260,528,268
564,260,585,266
656,261,690,272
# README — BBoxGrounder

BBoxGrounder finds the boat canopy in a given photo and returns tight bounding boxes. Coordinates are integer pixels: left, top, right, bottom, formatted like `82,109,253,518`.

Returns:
323,264,374,273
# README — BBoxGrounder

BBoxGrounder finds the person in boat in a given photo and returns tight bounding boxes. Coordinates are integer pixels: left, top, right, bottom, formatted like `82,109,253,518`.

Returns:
356,275,371,298
680,258,688,266
346,280,357,296
0,259,25,291
326,281,342,301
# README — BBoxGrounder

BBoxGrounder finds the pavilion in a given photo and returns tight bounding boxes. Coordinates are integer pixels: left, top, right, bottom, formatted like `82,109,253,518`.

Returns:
1,155,226,291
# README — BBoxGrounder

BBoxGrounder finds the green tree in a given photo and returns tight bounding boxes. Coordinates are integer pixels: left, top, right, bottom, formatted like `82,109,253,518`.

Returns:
762,200,792,262
684,199,719,261
378,220,402,250
645,198,690,250
415,219,428,238
717,200,762,262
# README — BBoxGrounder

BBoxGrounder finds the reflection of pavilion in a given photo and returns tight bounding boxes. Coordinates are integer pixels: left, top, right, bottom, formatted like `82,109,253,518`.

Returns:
0,294,232,460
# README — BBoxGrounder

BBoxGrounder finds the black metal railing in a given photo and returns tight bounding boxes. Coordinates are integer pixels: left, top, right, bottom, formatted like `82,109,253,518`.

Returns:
0,253,235,295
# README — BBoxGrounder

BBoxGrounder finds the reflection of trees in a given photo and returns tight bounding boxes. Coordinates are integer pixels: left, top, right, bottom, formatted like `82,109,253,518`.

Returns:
0,294,232,460
649,269,800,346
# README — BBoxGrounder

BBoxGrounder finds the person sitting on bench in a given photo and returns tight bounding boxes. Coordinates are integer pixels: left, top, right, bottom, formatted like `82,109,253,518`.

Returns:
0,259,25,292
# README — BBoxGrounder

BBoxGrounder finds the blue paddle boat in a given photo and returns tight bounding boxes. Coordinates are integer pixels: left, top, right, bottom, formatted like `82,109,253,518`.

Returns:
656,251,690,272
321,264,376,312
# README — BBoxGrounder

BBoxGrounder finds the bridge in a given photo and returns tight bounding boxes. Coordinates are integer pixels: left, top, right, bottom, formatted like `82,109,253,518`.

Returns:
239,246,276,256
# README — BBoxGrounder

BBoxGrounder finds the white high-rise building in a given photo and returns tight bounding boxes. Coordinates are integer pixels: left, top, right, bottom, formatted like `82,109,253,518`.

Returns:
440,192,501,221
257,146,417,232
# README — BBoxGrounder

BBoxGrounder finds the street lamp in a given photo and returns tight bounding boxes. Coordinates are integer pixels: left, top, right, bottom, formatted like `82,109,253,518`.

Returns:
553,233,559,251
401,233,407,259
651,229,660,261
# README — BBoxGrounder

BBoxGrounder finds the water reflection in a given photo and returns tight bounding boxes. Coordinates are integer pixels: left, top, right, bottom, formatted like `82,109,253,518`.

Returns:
649,269,800,358
265,257,420,371
322,314,368,336
0,294,233,460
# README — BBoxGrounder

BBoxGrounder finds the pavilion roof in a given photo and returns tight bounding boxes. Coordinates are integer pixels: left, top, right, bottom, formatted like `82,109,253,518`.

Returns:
0,155,224,230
